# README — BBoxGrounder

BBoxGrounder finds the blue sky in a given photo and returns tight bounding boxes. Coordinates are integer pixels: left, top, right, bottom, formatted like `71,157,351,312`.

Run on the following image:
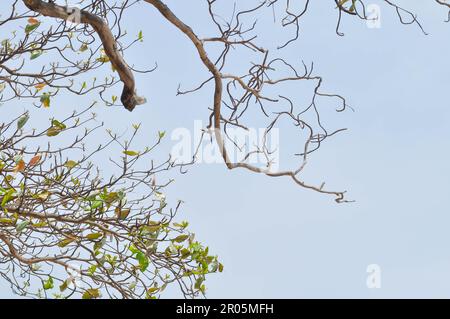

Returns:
2,1,450,298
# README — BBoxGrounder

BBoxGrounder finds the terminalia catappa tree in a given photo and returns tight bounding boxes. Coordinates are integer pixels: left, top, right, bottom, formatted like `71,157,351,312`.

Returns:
0,0,448,299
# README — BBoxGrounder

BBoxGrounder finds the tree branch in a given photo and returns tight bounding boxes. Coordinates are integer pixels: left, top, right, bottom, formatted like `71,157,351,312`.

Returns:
22,0,146,111
144,0,348,202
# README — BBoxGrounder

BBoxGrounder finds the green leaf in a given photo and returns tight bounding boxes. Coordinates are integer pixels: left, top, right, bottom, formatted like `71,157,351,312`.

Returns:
15,220,30,233
51,120,66,130
30,50,43,60
93,237,106,253
141,223,161,234
25,22,40,34
17,114,29,130
173,234,189,243
180,248,190,259
158,131,166,139
136,252,149,272
87,265,97,276
40,93,50,107
194,276,204,290
46,126,61,137
90,200,103,210
42,277,54,290
129,281,137,290
173,221,189,229
1,188,15,207
129,244,140,255
102,192,119,204
59,280,69,292
138,30,144,42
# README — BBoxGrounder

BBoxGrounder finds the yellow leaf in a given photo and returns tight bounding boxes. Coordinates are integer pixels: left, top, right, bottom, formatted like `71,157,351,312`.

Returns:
57,238,76,248
96,55,110,63
34,83,46,91
86,233,102,240
0,218,15,225
32,221,47,228
79,43,88,52
82,288,100,299
115,207,130,220
147,287,159,294
37,191,50,201
64,160,78,169
123,150,139,157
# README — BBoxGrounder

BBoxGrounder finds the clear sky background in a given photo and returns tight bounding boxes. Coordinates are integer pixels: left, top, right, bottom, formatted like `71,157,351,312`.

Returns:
1,0,450,298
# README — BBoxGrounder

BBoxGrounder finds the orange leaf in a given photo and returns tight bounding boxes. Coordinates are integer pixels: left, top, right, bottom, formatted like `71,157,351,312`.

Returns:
27,17,39,25
29,154,41,167
13,160,26,173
